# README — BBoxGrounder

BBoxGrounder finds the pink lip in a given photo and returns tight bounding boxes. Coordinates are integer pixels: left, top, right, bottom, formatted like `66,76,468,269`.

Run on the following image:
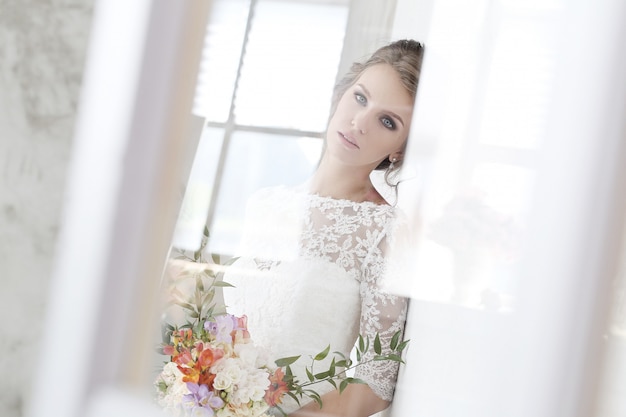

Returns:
338,131,359,149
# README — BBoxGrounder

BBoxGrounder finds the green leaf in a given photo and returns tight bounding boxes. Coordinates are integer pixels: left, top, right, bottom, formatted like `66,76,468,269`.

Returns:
314,370,330,380
275,356,300,367
386,354,405,363
345,377,367,385
282,373,295,385
374,354,404,363
326,379,337,389
329,357,336,377
194,290,203,309
273,405,288,417
201,290,214,308
339,379,349,393
196,276,205,293
175,301,196,312
390,330,401,351
314,345,330,361
213,281,235,288
224,256,240,266
358,334,365,353
374,334,382,355
335,359,351,368
306,367,314,382
339,377,367,393
286,392,301,405
332,351,347,360
396,340,410,352
304,390,322,407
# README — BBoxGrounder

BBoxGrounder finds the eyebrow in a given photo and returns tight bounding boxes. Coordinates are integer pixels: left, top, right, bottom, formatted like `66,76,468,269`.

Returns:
357,83,406,127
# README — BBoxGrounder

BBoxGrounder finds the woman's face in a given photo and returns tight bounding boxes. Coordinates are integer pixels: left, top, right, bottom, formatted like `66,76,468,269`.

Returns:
325,63,414,170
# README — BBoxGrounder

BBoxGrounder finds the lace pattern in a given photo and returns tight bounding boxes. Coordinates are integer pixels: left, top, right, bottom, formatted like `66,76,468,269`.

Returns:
227,185,409,403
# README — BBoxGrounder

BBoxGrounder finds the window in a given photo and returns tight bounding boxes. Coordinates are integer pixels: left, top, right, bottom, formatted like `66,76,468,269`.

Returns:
172,0,350,255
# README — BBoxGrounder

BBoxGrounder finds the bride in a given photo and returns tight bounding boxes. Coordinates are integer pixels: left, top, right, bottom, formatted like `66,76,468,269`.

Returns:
223,39,424,417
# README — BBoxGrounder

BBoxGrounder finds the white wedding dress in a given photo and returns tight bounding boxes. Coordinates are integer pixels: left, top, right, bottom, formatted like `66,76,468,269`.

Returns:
222,184,409,415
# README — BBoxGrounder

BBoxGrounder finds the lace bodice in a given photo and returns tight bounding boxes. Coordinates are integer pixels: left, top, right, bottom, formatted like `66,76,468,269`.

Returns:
222,185,409,412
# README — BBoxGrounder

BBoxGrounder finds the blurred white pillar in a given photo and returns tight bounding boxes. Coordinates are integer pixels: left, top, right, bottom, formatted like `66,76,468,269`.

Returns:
505,1,626,416
25,1,210,417
390,0,626,416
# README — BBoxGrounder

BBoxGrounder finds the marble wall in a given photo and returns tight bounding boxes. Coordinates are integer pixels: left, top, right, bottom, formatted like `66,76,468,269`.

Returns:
0,1,93,416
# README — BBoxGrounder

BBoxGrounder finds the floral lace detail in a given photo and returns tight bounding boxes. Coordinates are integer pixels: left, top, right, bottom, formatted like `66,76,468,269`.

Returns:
232,185,409,402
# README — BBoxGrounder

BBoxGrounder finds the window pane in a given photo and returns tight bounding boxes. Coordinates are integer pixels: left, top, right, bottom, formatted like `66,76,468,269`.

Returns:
171,127,225,250
234,0,348,131
193,0,250,121
208,131,323,255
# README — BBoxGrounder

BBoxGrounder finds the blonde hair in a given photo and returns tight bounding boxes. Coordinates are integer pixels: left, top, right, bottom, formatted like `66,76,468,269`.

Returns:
329,39,424,178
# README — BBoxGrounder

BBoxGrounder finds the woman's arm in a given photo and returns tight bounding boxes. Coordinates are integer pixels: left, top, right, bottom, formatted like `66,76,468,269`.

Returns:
289,383,389,417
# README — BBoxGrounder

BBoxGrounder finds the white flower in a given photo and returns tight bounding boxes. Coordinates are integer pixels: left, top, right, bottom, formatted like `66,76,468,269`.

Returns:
155,362,191,414
212,358,245,391
234,343,259,367
216,402,269,417
213,372,234,391
160,362,184,386
247,370,271,402
249,402,270,417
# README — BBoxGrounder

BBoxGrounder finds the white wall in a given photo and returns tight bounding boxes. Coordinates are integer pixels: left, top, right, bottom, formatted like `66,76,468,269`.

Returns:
0,2,94,416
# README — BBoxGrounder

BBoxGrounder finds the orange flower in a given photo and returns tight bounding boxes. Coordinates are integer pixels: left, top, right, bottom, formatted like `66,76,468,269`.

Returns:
197,345,224,369
264,368,289,406
173,349,194,367
179,365,200,384
198,371,216,388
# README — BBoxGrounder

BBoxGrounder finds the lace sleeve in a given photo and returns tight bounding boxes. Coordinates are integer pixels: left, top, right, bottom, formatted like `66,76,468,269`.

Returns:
354,213,410,401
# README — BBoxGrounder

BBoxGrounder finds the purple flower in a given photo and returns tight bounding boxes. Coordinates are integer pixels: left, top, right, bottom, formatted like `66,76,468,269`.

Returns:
204,320,218,335
182,383,224,416
211,314,236,344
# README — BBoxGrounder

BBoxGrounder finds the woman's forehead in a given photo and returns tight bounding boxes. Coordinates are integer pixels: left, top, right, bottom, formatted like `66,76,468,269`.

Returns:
355,64,414,111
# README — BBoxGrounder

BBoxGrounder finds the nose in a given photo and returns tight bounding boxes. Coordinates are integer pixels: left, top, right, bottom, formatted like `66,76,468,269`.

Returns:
351,109,371,134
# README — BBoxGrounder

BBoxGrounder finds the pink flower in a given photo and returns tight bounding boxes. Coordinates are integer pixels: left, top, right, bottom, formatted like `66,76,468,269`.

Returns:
264,368,289,406
206,314,250,344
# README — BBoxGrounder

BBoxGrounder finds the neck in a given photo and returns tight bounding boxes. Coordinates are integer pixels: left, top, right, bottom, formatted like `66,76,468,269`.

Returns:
309,155,378,202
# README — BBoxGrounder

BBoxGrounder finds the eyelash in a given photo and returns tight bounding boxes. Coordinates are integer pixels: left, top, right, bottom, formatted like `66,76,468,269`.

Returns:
353,92,397,130
381,117,396,130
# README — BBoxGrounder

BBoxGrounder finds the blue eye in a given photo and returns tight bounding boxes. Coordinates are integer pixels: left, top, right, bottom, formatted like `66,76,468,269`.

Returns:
354,93,366,105
381,117,396,130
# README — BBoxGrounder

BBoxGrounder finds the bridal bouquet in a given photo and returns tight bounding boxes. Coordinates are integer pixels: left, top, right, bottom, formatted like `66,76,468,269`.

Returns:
156,228,408,416
155,313,280,417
